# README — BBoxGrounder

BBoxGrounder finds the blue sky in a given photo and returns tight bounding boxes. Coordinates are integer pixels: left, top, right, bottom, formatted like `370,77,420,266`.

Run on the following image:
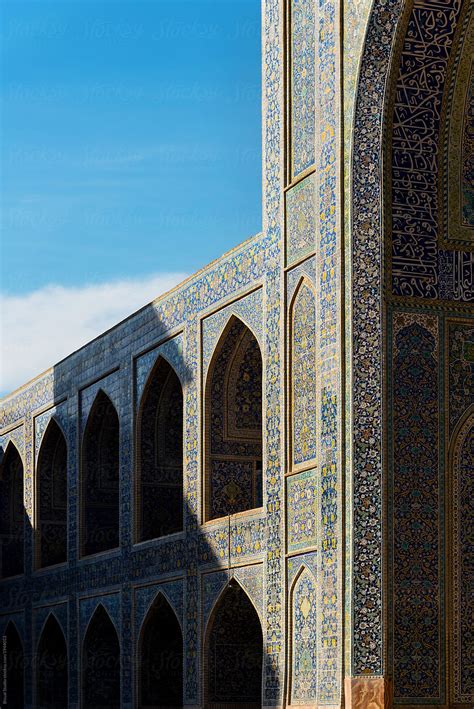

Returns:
1,0,262,392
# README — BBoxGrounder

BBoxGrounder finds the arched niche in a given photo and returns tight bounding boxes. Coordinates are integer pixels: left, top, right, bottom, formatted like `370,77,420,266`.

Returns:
204,580,263,709
289,277,317,470
205,316,263,521
138,592,183,708
82,604,120,708
0,442,24,578
36,419,67,568
288,566,317,705
81,390,120,556
4,621,24,708
36,613,68,708
136,356,183,542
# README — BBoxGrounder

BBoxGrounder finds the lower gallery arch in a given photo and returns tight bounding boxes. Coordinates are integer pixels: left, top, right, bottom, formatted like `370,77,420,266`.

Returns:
138,593,183,708
82,605,120,709
36,614,68,708
204,581,263,709
3,621,24,708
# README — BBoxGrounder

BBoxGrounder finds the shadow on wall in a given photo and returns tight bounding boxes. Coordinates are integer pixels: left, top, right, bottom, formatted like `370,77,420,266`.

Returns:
0,304,272,709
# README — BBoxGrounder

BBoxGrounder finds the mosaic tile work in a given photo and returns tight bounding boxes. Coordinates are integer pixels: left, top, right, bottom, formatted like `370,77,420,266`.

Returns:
316,0,342,696
390,313,442,702
351,0,404,674
290,567,318,704
262,0,285,698
442,3,474,246
448,319,474,434
135,333,186,406
201,289,263,373
198,514,266,566
206,318,262,520
290,279,317,468
134,579,184,639
34,403,68,462
287,256,316,302
202,565,264,632
0,611,25,641
290,0,316,178
287,552,318,587
448,317,474,705
33,603,68,646
390,0,473,300
0,425,25,461
287,469,317,553
286,174,316,266
79,593,121,641
451,409,474,703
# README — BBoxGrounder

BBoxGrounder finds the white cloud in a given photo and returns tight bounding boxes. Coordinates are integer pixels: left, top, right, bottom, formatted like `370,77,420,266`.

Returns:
0,272,188,396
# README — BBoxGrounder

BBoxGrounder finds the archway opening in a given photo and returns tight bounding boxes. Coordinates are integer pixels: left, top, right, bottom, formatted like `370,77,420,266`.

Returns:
139,594,183,709
0,444,24,578
137,357,183,541
81,391,119,556
36,420,67,568
36,614,68,708
3,621,24,708
205,582,263,709
82,605,120,709
206,318,263,521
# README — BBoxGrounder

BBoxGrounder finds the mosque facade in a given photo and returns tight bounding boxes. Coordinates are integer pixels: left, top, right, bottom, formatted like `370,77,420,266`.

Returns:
0,0,473,706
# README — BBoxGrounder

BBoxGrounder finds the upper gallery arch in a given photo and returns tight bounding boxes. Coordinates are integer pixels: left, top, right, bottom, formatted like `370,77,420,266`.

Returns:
136,355,184,542
81,389,120,556
205,315,263,521
0,440,24,578
36,417,68,568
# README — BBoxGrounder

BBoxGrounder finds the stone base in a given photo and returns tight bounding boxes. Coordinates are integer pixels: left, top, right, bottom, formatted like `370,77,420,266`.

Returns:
345,677,392,709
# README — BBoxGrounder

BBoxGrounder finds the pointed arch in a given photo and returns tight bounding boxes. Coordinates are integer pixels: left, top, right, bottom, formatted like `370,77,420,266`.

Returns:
36,613,68,708
81,390,120,556
0,442,24,578
210,310,263,370
205,316,263,521
82,604,120,708
4,621,24,708
136,355,184,542
204,580,263,708
289,276,317,470
288,565,317,704
137,591,183,708
36,418,67,568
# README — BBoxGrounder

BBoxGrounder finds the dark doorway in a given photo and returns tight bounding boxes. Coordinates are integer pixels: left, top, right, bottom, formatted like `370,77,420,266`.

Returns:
36,614,68,708
137,357,183,541
82,605,120,709
3,622,24,708
81,391,120,556
139,593,183,708
0,443,24,578
205,582,263,709
37,420,67,568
